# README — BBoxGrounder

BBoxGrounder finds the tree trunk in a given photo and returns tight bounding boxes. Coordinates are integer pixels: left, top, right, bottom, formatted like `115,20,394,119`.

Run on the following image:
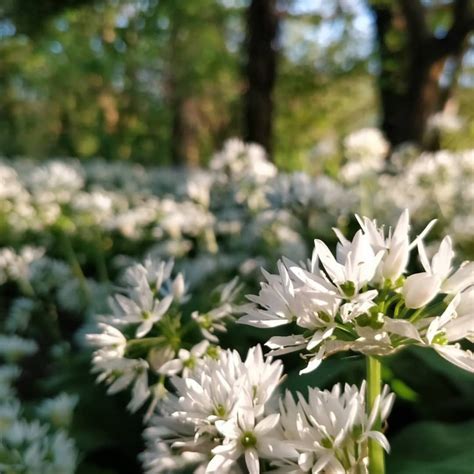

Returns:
371,0,473,149
167,4,200,168
244,0,278,156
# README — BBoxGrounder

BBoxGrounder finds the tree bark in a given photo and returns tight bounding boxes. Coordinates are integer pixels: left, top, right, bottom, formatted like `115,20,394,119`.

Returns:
167,5,200,168
244,0,278,156
371,0,473,149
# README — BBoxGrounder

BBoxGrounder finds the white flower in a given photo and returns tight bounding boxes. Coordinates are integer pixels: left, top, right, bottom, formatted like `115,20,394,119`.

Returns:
442,261,474,294
239,261,306,328
239,211,473,373
158,340,210,377
313,231,384,297
0,419,78,474
165,346,282,430
402,273,441,309
0,335,38,362
277,382,394,473
382,295,474,373
148,346,176,373
111,279,173,337
403,236,454,308
86,323,127,358
353,209,435,282
143,346,285,472
241,345,284,415
423,295,474,373
193,277,243,342
92,356,150,412
36,393,79,429
209,408,294,474
141,435,207,474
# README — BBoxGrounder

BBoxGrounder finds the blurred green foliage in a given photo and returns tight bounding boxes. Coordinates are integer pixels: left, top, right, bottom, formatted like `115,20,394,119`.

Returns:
1,0,471,168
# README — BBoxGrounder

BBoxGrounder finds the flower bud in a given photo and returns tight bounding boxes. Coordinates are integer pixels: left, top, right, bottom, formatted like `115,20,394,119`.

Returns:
402,272,441,309
457,287,474,317
382,240,409,281
442,262,474,294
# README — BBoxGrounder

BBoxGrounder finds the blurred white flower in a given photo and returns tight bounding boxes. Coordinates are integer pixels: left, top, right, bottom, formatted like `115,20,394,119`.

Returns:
36,393,79,429
0,335,38,362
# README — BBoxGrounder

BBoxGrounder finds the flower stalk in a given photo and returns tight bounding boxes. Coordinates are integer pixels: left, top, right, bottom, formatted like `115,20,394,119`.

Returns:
367,356,385,474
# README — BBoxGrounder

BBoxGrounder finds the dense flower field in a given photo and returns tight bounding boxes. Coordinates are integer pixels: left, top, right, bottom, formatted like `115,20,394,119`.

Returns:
0,130,473,473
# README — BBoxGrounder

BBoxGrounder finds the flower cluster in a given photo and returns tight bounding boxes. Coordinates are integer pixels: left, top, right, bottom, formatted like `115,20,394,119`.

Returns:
340,128,389,184
0,343,78,474
87,257,242,415
141,346,394,474
1,137,473,473
240,210,474,374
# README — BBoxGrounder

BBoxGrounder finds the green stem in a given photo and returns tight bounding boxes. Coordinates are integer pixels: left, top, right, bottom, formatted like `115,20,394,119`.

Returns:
59,231,90,302
125,336,166,358
393,299,404,318
366,356,385,474
94,229,109,282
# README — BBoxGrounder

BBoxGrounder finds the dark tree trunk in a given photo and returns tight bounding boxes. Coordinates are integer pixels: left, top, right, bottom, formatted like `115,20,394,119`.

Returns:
244,0,278,156
371,0,473,149
170,95,200,168
167,6,199,168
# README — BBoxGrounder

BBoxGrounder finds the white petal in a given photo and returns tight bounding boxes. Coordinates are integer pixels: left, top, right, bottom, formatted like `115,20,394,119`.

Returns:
158,359,183,375
314,239,345,282
259,439,299,459
392,209,409,244
366,430,391,452
215,420,240,439
127,371,150,412
444,314,474,343
191,340,210,356
384,319,421,341
307,329,334,351
155,294,173,317
238,406,255,431
136,319,153,338
311,453,331,473
206,454,233,473
266,335,307,350
299,350,324,375
245,448,260,474
238,315,290,328
443,262,474,294
403,273,440,309
409,218,436,250
433,345,474,373
431,236,454,280
255,414,280,436
382,240,409,281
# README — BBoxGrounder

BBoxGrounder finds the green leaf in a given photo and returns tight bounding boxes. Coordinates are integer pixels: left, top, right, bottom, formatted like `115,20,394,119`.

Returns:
282,355,365,393
387,420,474,474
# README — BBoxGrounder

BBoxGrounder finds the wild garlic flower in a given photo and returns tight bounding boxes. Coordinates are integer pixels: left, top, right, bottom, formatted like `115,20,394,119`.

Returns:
0,335,38,362
240,210,474,373
36,393,79,429
157,340,210,377
209,408,294,474
0,420,78,474
92,355,150,412
340,128,389,183
143,346,285,474
276,382,395,474
192,277,243,342
110,277,173,338
88,322,149,412
88,257,244,415
142,350,394,474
